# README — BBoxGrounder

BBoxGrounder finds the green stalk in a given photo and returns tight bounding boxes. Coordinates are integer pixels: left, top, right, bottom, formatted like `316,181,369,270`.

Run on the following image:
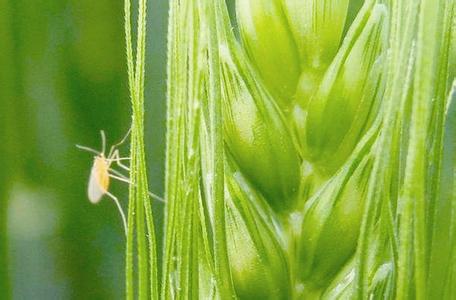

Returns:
124,0,136,297
426,0,455,250
124,0,158,298
162,2,211,299
355,1,418,298
433,81,456,299
161,0,180,297
426,2,455,299
135,1,151,298
402,1,442,298
448,84,456,297
202,0,234,296
380,3,419,299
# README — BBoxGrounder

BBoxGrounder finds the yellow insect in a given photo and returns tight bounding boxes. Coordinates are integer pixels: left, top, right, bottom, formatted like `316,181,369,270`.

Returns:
78,130,165,235
77,130,132,235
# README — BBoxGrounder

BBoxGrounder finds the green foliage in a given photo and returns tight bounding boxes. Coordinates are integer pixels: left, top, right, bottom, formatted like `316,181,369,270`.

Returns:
236,0,300,107
226,163,291,299
220,40,301,214
301,3,386,174
298,136,375,289
122,0,456,299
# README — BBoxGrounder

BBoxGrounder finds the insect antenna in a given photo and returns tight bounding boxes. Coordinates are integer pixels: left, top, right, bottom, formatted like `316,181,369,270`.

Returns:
100,130,107,155
76,144,100,155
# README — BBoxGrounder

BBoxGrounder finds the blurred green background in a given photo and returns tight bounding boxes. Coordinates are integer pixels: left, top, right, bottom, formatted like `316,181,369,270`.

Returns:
0,0,168,299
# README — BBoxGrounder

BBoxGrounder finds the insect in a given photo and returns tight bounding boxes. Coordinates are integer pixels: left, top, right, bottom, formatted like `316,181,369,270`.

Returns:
77,129,164,236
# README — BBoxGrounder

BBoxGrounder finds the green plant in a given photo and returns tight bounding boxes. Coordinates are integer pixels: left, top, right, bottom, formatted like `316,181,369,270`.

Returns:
124,0,158,298
123,0,456,299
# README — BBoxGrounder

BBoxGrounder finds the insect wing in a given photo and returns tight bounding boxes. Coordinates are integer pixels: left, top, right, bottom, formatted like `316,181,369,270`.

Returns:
88,163,105,203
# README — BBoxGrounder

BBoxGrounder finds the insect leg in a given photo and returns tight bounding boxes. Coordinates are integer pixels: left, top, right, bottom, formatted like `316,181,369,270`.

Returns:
108,172,165,203
109,149,131,172
109,173,131,184
109,168,129,179
105,191,128,236
108,127,132,158
147,191,166,203
116,161,131,172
